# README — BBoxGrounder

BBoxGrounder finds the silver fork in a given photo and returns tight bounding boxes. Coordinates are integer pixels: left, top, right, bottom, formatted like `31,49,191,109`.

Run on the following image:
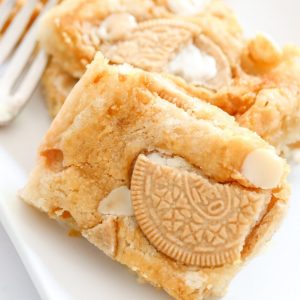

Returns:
0,0,55,126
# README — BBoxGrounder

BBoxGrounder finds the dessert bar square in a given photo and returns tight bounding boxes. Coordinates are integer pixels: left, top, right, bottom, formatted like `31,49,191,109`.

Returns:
21,53,289,300
40,0,300,154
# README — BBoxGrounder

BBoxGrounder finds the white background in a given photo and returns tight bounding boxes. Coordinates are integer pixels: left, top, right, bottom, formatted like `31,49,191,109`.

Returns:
1,0,300,299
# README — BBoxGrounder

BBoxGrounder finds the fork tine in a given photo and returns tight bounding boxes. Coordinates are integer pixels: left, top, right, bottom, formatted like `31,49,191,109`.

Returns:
15,49,48,103
0,0,17,30
0,0,36,65
0,0,56,91
0,49,47,126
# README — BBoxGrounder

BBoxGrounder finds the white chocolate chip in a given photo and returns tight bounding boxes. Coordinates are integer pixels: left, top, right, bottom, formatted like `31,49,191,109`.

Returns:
98,13,137,41
167,44,217,86
98,186,134,216
167,0,208,16
241,149,284,189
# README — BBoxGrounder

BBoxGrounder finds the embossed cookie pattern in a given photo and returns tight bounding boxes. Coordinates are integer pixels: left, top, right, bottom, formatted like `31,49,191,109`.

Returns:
131,155,270,267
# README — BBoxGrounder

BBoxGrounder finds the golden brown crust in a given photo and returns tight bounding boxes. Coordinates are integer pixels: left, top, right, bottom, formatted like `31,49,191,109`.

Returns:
21,54,289,300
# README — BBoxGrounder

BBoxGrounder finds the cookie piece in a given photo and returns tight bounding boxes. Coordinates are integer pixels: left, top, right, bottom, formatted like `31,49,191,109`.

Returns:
21,53,289,300
131,154,271,267
99,19,232,90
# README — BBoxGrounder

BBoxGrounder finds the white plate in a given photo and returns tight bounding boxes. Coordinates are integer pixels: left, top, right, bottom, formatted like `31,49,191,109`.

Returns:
1,1,300,299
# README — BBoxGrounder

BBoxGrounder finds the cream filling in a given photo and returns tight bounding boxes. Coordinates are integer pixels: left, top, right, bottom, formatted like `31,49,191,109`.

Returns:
167,0,208,16
167,44,217,85
147,152,196,172
98,13,137,41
